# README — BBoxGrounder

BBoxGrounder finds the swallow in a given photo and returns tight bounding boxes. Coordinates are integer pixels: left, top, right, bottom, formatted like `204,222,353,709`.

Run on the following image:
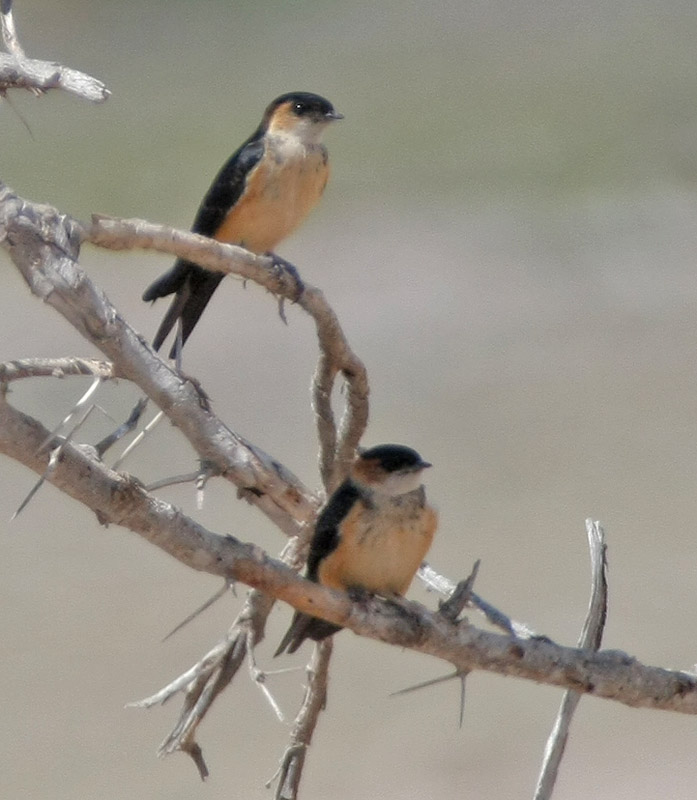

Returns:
142,91,343,357
275,444,437,655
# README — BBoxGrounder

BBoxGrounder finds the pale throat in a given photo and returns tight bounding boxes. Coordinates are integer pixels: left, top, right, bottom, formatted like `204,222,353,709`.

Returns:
268,120,329,152
372,470,425,498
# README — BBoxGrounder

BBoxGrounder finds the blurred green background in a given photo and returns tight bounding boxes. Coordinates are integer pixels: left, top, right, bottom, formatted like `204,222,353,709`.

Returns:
3,0,697,797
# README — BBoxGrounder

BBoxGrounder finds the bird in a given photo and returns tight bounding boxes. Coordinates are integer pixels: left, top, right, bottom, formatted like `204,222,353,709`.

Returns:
142,91,343,358
275,444,437,655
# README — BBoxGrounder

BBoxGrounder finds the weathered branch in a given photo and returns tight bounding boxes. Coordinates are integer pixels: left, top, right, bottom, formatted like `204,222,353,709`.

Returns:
0,0,109,101
132,537,307,775
0,183,319,538
533,520,608,799
0,183,369,776
0,393,696,715
87,213,369,489
4,177,697,800
272,640,332,800
0,356,114,382
1,1,24,58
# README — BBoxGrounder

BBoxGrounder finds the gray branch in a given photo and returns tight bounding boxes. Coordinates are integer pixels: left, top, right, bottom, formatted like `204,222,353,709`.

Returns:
3,179,697,797
272,640,332,800
533,520,608,799
87,213,369,489
0,0,109,101
0,394,695,716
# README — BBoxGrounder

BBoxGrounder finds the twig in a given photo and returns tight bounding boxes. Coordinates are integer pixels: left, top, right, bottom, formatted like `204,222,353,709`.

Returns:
271,639,332,800
132,535,308,772
145,470,201,493
0,357,113,383
533,520,608,800
150,589,277,776
246,628,285,722
438,559,480,621
419,562,541,639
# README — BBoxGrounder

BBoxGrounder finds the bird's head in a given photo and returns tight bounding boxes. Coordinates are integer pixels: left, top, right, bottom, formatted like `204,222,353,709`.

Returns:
351,444,432,497
264,91,343,143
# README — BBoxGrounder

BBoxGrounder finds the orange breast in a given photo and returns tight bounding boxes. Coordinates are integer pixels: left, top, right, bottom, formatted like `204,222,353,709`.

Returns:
213,141,329,253
318,501,438,597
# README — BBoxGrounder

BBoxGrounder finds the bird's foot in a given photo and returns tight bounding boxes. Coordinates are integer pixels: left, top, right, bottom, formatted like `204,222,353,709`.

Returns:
265,252,304,301
346,586,372,604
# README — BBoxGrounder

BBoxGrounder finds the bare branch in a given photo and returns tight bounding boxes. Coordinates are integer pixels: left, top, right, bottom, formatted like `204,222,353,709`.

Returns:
533,520,608,800
4,178,697,796
86,214,369,490
94,396,148,456
1,0,24,57
0,356,113,383
88,214,305,296
419,562,541,638
0,53,110,101
1,184,365,782
0,0,109,101
0,183,320,537
272,640,332,800
131,535,307,771
2,189,366,523
0,392,696,716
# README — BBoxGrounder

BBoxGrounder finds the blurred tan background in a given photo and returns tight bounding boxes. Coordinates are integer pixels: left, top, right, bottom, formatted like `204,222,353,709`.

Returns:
3,0,697,797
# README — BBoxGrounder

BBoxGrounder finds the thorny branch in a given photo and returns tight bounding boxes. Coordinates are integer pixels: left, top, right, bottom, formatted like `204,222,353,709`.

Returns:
3,180,697,798
0,181,367,778
1,183,321,537
85,210,368,778
1,394,696,719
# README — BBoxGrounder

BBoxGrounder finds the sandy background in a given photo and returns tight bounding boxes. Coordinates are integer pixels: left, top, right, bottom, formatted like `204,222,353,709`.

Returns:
3,1,697,797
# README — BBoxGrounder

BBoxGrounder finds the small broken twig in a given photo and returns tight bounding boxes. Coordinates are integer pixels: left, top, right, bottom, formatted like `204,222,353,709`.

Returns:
438,559,481,621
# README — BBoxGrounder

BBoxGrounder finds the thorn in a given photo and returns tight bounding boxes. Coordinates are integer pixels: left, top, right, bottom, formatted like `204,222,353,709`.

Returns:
112,409,164,469
390,670,461,696
161,581,233,642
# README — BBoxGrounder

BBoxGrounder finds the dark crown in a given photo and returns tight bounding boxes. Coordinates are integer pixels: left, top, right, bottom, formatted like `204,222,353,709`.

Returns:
266,92,341,121
359,444,430,473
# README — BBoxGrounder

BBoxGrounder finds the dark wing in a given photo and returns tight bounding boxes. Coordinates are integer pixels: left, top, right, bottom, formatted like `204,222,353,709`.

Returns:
306,481,361,580
274,481,361,656
142,137,265,354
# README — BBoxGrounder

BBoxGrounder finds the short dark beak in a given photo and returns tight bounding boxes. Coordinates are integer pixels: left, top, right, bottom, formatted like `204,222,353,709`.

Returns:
418,460,432,470
326,109,344,120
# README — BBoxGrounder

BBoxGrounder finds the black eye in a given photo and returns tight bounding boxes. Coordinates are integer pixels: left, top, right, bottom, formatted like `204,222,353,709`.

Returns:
293,102,305,114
